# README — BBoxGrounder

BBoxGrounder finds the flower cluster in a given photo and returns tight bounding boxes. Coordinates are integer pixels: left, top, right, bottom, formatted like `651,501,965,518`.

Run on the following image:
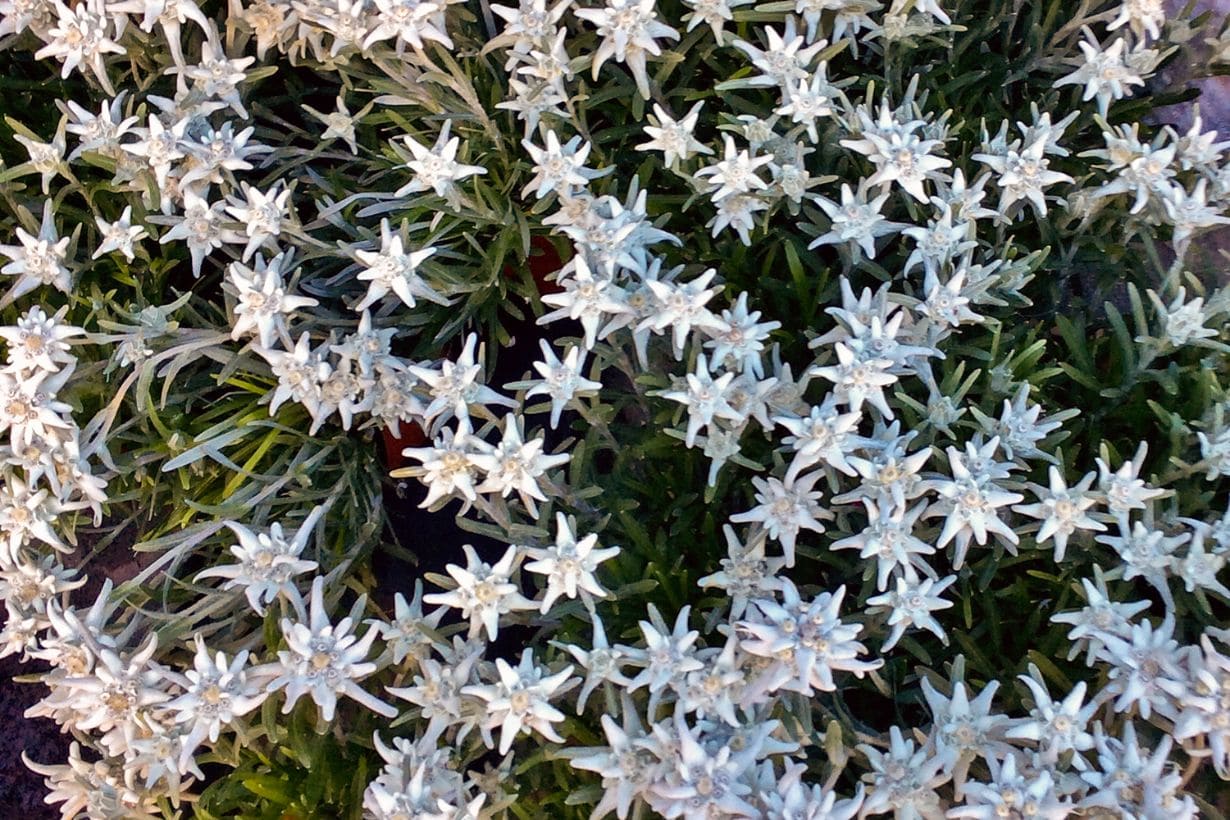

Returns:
1,0,1229,817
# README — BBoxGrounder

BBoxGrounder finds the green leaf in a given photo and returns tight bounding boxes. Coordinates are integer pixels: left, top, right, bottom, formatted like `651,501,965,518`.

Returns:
242,776,294,803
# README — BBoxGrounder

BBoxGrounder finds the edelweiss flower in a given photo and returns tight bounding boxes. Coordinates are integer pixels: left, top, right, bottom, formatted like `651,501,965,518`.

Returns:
639,267,730,358
1173,634,1230,777
386,647,480,745
423,543,536,640
574,0,680,99
842,124,952,203
729,472,831,567
161,636,268,769
24,741,161,819
223,182,291,262
694,135,773,202
1098,614,1186,720
303,96,371,155
568,701,658,818
1006,667,1097,768
0,462,70,536
1096,519,1186,605
354,219,448,312
268,576,396,721
857,726,950,820
0,305,82,374
183,35,256,117
732,20,825,88
471,413,571,517
645,710,759,818
93,206,148,262
636,102,712,167
658,353,744,448
1081,722,1195,818
0,201,73,301
705,291,782,377
521,130,602,200
561,617,638,713
394,120,488,208
255,332,331,418
739,582,881,699
35,0,125,93
462,649,574,754
364,0,454,52
395,417,487,508
1053,29,1145,117
949,752,1071,820
867,570,956,651
696,526,786,617
524,512,621,613
1096,441,1164,521
122,114,188,191
831,499,937,591
775,397,863,481
1163,180,1230,260
920,676,1014,788
55,636,169,751
1013,467,1104,561
510,340,603,429
227,251,319,348
768,765,865,818
810,341,898,418
375,581,446,666
809,182,906,261
620,604,704,704
0,367,73,452
154,189,244,277
195,506,324,615
12,117,67,196
777,65,838,142
539,256,634,349
1051,570,1149,665
928,438,1024,569
680,0,750,44
410,333,516,427
973,138,1073,217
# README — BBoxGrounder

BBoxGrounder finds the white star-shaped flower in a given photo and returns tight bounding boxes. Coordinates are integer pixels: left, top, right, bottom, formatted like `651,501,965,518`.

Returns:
524,512,621,613
268,575,397,721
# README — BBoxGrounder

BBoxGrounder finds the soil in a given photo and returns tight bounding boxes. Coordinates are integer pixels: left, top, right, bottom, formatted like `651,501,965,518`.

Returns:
0,652,65,817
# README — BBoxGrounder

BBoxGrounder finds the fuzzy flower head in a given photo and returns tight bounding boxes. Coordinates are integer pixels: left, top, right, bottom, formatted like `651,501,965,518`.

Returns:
462,649,575,754
929,438,1024,569
729,471,831,567
423,543,536,641
574,0,680,99
1053,29,1145,117
637,102,712,167
471,413,571,518
195,507,324,615
161,636,268,770
858,726,950,820
1006,666,1097,768
522,131,602,200
269,575,396,722
394,120,488,207
524,512,621,613
738,581,882,700
515,340,603,429
0,200,74,302
227,252,319,349
0,305,82,374
354,219,448,312
1013,467,1105,562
